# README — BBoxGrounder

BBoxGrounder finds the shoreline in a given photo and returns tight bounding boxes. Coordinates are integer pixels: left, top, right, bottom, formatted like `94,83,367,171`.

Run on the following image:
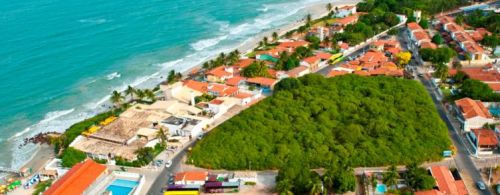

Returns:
17,0,359,179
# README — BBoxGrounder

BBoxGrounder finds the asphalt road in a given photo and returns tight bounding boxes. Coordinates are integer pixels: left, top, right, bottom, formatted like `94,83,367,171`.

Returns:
147,141,198,195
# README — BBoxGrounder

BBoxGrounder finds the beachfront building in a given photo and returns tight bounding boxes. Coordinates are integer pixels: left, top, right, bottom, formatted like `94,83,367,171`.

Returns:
332,15,358,28
328,51,404,77
206,66,234,83
160,115,207,138
44,159,108,195
415,166,468,195
454,98,495,132
333,5,357,18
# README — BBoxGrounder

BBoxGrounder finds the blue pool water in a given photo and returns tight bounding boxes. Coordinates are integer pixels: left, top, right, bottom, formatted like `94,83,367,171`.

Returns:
375,184,387,194
106,179,139,195
489,108,500,116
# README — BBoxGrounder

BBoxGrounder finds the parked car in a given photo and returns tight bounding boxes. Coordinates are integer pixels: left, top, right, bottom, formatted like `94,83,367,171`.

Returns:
165,160,172,168
477,181,486,190
168,175,175,185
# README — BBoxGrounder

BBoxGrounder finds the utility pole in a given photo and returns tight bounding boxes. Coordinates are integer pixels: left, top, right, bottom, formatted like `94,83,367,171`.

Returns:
476,130,480,158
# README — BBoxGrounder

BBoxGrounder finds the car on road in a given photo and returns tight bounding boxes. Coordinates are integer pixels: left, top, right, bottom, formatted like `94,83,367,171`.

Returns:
477,181,486,190
168,175,175,185
165,160,172,168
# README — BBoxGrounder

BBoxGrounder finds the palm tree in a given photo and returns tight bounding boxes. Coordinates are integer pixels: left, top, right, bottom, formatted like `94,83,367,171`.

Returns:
135,89,145,101
124,85,136,101
110,90,124,107
272,32,279,42
157,128,167,147
258,41,264,48
326,3,332,12
218,52,226,64
144,89,156,102
306,14,312,24
263,37,269,46
383,165,399,190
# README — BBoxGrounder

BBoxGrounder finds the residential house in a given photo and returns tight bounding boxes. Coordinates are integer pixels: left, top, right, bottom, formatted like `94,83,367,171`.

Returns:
334,5,357,18
183,80,209,94
301,56,321,72
287,65,310,78
44,159,108,195
454,97,495,131
439,17,486,61
207,83,239,97
206,66,234,83
160,115,207,137
407,22,436,50
468,128,499,155
225,76,246,87
246,77,278,90
277,41,309,53
175,171,209,185
332,15,358,27
449,66,500,92
415,166,468,195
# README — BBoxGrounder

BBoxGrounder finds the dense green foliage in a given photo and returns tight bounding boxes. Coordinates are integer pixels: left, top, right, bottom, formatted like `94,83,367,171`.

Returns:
459,79,500,101
481,35,499,49
190,75,450,170
202,50,241,69
419,47,457,64
419,18,429,29
33,179,52,195
463,10,499,34
195,94,216,104
61,147,87,167
241,61,271,78
357,0,468,15
432,34,444,45
167,70,182,84
275,52,300,71
407,163,435,191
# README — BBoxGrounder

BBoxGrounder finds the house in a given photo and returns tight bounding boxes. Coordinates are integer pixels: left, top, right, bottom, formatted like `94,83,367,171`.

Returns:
334,5,357,18
207,83,239,97
233,59,255,69
206,66,234,83
332,15,358,27
309,27,331,41
175,171,208,185
301,56,321,72
277,41,309,52
448,67,500,92
327,70,350,77
184,80,209,94
468,128,499,154
225,76,246,87
287,65,310,78
439,17,486,61
415,166,468,195
230,171,258,184
44,159,108,195
246,77,278,90
455,98,495,131
407,22,435,50
160,116,207,137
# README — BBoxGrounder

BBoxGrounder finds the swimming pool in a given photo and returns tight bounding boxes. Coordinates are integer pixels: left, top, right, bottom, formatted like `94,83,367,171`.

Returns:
489,107,500,116
375,183,387,194
106,179,139,195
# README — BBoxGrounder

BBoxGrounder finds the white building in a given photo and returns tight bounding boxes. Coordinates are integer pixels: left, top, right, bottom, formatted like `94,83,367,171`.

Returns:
455,98,495,131
334,5,356,18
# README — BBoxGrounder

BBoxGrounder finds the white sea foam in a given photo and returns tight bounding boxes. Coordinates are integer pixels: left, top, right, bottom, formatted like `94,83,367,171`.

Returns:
10,0,338,169
106,72,121,80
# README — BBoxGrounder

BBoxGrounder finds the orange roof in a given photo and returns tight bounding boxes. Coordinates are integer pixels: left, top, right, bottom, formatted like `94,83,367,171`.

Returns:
327,70,349,77
209,99,224,105
287,65,309,78
455,98,492,119
359,51,388,63
235,92,253,99
44,159,107,195
386,47,401,55
476,28,492,37
339,5,356,10
413,31,430,41
175,171,208,182
430,166,468,195
353,70,370,76
303,56,320,65
184,80,209,93
246,77,277,87
207,66,233,78
278,41,309,49
488,83,500,92
407,22,423,32
452,67,500,83
315,52,332,60
415,190,445,195
421,41,437,49
340,43,349,49
267,69,278,78
226,76,246,86
334,15,358,26
208,84,238,97
234,59,255,69
472,128,499,146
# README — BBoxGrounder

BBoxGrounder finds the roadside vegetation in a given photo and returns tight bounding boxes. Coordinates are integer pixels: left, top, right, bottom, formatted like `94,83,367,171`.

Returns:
189,74,451,193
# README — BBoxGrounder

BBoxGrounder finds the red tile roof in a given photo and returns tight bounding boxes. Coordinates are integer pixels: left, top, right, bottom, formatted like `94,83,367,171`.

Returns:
44,159,107,195
334,15,358,26
287,65,309,78
472,128,499,147
175,171,208,182
386,47,401,55
303,56,320,65
359,51,388,63
415,190,445,195
246,77,277,87
455,98,492,119
235,92,253,99
413,31,430,41
407,22,423,32
234,59,255,69
327,70,349,77
225,76,245,86
278,41,309,49
421,41,437,49
315,52,332,60
184,80,209,93
488,83,500,92
209,99,224,105
208,84,238,97
449,68,500,83
206,66,233,78
430,166,468,195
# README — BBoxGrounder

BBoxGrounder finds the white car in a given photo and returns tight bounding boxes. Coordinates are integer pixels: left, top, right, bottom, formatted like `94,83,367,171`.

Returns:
165,160,172,168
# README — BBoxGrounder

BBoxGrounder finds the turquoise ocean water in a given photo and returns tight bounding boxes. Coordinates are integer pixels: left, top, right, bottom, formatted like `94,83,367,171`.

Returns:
0,0,332,168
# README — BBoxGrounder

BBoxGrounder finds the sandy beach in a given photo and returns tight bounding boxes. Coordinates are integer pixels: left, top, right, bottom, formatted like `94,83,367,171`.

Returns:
17,0,361,182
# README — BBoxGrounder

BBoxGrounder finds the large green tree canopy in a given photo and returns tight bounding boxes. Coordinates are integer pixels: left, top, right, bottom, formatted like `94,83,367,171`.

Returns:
189,74,451,170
